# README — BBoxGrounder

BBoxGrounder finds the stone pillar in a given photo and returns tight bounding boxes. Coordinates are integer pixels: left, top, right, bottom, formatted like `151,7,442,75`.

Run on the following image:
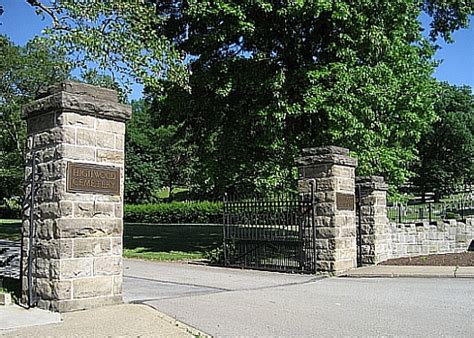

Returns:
356,176,390,265
296,146,358,274
21,81,131,312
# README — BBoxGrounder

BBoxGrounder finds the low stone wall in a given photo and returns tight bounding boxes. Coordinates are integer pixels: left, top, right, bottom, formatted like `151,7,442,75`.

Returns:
388,218,474,259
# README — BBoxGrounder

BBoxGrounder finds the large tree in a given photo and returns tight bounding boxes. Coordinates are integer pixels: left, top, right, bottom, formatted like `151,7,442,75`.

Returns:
26,0,474,196
0,35,70,202
412,83,473,198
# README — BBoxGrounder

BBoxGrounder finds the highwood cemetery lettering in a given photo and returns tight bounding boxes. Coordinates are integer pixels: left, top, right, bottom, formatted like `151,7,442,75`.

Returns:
67,163,120,195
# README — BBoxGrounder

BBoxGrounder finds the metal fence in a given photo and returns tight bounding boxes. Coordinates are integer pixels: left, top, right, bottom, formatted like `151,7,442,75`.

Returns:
223,191,316,274
388,192,474,223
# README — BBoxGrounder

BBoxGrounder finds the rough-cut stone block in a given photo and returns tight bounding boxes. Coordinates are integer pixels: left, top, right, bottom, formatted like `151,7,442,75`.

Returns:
55,218,123,238
33,128,64,148
59,144,95,161
59,201,73,217
114,203,123,218
73,238,111,258
316,177,337,191
35,219,56,240
113,275,123,295
94,256,122,276
97,131,115,149
96,149,124,164
114,134,124,150
73,277,113,299
27,112,56,134
58,112,95,129
60,259,93,279
76,128,97,146
35,258,60,279
36,279,72,301
51,295,122,313
111,237,123,255
96,119,126,134
36,239,73,259
74,202,94,218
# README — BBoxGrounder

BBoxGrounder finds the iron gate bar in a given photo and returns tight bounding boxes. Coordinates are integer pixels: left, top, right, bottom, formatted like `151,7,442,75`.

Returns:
223,190,316,274
356,185,363,267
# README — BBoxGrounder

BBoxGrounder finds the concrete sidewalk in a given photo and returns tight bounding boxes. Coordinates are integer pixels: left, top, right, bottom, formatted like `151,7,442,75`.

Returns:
0,305,61,331
342,265,474,278
0,303,206,337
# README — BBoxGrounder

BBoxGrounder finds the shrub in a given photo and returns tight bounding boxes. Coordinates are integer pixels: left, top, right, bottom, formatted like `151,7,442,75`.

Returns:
0,197,22,219
124,201,223,224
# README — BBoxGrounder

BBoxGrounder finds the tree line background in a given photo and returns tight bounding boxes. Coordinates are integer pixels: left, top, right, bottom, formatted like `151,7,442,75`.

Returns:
0,1,473,210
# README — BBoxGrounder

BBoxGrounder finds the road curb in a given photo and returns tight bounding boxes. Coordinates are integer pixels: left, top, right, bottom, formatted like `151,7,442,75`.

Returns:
340,265,474,279
140,303,212,338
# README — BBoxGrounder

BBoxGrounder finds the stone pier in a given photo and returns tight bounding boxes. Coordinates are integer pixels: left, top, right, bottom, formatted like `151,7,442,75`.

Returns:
356,176,390,265
21,81,131,312
296,146,358,274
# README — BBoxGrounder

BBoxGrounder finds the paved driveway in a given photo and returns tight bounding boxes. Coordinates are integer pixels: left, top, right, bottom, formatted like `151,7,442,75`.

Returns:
123,259,473,337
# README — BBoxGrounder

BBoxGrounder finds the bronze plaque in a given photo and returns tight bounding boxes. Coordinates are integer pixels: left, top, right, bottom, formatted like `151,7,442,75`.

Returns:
67,162,120,195
336,193,355,211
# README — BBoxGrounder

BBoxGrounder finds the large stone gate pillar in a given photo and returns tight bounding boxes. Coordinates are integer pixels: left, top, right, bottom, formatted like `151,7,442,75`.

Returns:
356,176,390,265
296,146,358,274
21,81,131,312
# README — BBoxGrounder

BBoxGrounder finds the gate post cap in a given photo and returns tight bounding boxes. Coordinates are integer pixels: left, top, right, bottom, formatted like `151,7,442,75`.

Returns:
356,176,389,191
302,146,349,156
295,146,357,167
23,80,131,122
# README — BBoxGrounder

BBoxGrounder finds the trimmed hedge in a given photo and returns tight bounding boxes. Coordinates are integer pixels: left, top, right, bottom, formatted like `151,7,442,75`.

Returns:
124,201,223,224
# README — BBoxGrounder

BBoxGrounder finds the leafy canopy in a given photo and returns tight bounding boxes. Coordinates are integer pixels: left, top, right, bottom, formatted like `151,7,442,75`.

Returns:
0,35,70,201
412,83,473,196
26,0,474,196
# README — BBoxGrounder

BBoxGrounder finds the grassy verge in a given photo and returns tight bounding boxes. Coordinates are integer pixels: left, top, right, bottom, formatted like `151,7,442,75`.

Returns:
123,248,204,261
0,219,21,240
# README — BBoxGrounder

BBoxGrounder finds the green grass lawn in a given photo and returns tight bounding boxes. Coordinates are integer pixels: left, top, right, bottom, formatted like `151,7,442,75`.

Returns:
0,219,21,240
0,219,223,261
123,224,222,261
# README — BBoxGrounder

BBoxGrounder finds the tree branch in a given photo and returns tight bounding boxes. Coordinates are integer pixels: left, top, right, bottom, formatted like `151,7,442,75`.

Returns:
26,0,60,28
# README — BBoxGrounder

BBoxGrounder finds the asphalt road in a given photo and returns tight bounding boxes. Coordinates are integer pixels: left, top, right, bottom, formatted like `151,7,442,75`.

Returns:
123,259,473,337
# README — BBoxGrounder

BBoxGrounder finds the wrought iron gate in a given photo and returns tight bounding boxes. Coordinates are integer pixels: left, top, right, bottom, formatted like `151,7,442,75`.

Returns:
356,185,363,267
223,190,316,274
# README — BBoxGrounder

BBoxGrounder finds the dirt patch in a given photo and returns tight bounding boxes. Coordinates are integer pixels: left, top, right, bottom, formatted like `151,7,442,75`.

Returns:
381,252,474,266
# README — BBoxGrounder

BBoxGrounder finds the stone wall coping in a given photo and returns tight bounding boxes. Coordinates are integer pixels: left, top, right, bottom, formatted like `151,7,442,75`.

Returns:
356,176,389,191
23,83,132,122
295,153,358,167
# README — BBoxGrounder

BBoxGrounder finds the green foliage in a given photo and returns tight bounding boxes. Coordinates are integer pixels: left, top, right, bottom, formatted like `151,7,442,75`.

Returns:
78,69,128,103
412,83,473,197
28,0,185,92
124,201,223,224
125,100,196,203
28,1,473,195
153,0,441,194
0,197,21,219
0,35,70,201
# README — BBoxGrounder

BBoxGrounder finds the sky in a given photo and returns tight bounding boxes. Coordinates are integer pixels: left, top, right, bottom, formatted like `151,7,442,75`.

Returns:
1,0,473,101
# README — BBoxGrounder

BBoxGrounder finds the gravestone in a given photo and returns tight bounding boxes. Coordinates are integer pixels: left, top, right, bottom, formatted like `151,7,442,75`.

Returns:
21,81,131,312
296,146,358,274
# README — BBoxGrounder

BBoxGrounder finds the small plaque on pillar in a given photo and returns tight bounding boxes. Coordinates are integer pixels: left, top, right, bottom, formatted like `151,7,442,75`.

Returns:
67,162,120,195
336,193,355,210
